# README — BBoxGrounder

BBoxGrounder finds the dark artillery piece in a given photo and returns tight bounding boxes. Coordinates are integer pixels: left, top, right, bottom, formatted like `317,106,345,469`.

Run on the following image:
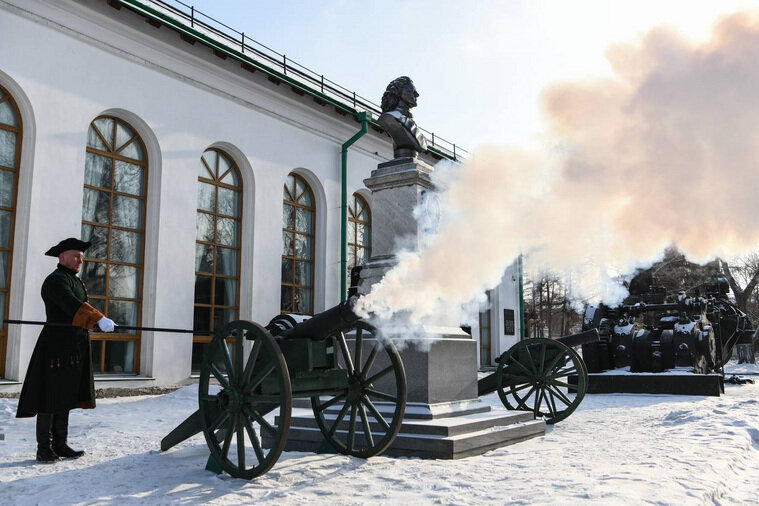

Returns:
161,297,407,479
476,329,598,424
581,276,753,375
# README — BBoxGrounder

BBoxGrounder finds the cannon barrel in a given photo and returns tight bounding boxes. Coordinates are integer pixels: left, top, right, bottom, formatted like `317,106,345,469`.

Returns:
279,296,361,340
623,303,680,313
620,296,708,316
555,328,599,348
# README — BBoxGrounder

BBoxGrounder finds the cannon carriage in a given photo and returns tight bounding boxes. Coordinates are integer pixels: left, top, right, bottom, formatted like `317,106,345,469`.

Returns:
162,293,597,479
161,297,407,479
581,277,753,375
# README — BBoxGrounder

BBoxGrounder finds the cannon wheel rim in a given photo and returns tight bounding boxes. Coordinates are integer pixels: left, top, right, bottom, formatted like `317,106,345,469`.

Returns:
199,320,292,479
495,337,588,424
311,321,406,458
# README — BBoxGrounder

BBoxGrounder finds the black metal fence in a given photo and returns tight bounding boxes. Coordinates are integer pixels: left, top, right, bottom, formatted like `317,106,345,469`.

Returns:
118,0,467,160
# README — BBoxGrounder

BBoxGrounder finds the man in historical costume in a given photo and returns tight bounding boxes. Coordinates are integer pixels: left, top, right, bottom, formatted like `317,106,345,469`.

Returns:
16,238,115,462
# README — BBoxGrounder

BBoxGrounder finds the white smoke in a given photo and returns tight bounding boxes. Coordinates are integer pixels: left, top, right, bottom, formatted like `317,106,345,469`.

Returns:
358,10,759,328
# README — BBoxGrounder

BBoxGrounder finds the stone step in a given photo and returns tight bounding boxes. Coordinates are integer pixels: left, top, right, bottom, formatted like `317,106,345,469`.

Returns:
283,418,546,459
292,398,494,419
286,409,535,437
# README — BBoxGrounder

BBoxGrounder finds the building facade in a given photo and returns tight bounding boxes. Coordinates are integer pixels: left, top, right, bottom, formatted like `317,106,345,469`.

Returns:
0,0,519,391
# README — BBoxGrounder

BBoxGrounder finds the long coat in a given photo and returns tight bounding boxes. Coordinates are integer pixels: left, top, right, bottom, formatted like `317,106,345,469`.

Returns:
16,264,102,417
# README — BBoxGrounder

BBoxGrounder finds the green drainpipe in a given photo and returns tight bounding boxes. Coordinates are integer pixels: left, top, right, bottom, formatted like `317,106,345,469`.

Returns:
341,111,371,301
518,254,525,340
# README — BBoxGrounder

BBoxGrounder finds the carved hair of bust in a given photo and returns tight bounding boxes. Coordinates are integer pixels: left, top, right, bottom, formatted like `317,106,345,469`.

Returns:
381,76,413,113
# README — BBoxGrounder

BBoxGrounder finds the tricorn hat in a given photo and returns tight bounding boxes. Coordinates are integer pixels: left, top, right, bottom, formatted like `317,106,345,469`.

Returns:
44,237,91,257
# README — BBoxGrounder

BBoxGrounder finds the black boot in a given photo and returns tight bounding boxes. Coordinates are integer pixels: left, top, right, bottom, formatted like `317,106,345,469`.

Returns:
52,411,84,459
36,413,60,463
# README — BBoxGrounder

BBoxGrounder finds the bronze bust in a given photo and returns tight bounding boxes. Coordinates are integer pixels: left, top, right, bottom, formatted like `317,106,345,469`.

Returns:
378,76,428,159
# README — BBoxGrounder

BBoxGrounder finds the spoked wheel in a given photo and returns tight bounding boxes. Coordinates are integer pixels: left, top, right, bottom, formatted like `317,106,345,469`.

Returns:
198,320,292,479
311,321,406,458
495,337,588,424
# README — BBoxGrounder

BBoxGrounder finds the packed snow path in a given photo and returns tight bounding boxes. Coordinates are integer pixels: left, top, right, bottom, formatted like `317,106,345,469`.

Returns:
1,366,758,505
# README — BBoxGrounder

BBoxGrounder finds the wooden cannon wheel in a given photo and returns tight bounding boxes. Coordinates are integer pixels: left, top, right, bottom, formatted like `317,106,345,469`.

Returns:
311,321,407,458
495,337,588,424
198,320,292,479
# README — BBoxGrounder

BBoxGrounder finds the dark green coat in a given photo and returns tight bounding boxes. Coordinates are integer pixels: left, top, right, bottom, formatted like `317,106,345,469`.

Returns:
16,264,96,417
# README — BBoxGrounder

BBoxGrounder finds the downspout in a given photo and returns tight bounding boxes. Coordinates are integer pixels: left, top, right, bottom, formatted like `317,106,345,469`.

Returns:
518,253,525,341
340,111,371,301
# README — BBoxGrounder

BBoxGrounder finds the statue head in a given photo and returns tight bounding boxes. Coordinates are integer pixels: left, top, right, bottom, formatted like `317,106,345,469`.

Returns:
378,76,427,159
381,76,418,113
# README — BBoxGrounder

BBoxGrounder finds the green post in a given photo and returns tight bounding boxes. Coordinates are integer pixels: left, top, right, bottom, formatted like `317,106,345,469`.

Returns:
518,254,525,341
340,111,371,301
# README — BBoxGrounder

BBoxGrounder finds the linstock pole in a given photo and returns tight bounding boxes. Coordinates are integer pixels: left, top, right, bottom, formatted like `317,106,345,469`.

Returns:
4,319,213,335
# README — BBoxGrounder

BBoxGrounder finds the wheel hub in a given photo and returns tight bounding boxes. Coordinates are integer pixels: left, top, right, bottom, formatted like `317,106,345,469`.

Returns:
346,373,363,403
218,389,242,412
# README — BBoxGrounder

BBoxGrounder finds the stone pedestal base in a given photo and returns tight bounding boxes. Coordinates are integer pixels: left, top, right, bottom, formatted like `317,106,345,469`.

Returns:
283,336,545,459
570,371,723,396
284,402,545,459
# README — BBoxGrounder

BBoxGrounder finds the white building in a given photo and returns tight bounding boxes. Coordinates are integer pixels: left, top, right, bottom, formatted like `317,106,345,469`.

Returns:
0,0,521,392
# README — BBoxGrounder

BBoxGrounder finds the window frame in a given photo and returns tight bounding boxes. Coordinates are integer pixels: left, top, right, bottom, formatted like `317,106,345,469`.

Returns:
82,115,148,375
347,193,371,276
281,173,316,315
479,291,492,367
0,85,21,379
192,148,243,371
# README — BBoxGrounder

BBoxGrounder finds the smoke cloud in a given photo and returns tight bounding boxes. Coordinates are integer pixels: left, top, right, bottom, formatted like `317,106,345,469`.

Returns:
358,11,759,327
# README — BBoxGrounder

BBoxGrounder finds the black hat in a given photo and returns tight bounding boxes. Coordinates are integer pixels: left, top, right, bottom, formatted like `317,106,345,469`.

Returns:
45,238,91,257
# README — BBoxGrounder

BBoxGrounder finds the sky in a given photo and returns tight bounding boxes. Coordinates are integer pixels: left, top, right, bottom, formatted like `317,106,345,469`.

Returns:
182,0,755,152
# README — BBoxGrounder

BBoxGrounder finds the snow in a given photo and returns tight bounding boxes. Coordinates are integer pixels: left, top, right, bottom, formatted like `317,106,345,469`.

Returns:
2,363,759,505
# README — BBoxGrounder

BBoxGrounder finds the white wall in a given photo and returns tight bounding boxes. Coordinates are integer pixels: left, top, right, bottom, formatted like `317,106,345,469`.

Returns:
471,260,522,367
0,0,395,386
0,0,520,386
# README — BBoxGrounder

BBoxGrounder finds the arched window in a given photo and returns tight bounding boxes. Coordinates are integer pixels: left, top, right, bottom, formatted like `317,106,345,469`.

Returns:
81,116,148,374
0,85,21,378
281,173,315,315
347,193,371,280
192,148,243,371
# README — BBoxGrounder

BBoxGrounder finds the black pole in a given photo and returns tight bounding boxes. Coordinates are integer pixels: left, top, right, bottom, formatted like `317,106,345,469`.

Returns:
4,319,212,335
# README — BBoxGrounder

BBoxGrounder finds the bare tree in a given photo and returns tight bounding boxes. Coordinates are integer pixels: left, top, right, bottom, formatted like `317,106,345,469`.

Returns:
720,254,759,317
523,269,580,338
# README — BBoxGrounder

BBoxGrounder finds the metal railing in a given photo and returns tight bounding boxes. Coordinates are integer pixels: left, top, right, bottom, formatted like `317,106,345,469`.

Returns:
115,0,467,160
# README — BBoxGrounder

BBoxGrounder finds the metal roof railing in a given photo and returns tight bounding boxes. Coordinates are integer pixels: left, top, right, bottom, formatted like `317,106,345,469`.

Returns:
112,0,467,161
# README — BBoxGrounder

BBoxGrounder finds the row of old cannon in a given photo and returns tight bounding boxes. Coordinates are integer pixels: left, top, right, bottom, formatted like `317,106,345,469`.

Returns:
160,296,596,479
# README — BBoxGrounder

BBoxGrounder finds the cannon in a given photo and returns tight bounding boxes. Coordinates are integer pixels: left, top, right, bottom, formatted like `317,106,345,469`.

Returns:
582,277,752,374
161,296,407,479
477,329,598,424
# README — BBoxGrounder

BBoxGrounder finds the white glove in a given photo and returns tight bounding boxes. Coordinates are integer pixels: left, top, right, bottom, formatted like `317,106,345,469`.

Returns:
97,317,115,332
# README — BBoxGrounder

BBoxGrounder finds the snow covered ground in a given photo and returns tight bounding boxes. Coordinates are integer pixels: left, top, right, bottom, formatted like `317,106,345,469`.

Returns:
1,363,758,505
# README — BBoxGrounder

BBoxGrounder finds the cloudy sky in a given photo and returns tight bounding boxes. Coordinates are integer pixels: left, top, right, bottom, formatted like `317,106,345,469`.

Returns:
184,0,753,151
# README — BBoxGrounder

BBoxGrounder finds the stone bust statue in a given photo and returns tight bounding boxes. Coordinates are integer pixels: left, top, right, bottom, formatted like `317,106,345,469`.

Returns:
377,76,428,159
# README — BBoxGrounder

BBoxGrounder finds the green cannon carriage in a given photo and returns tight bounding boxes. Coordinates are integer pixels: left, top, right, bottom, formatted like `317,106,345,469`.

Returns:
477,330,598,424
161,296,596,479
161,297,407,479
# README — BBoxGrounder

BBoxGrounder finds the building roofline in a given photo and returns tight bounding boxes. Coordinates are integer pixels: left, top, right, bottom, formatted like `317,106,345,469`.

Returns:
108,0,466,162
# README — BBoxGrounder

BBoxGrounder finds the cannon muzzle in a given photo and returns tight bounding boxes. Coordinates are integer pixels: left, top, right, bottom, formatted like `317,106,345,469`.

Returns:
273,296,361,340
